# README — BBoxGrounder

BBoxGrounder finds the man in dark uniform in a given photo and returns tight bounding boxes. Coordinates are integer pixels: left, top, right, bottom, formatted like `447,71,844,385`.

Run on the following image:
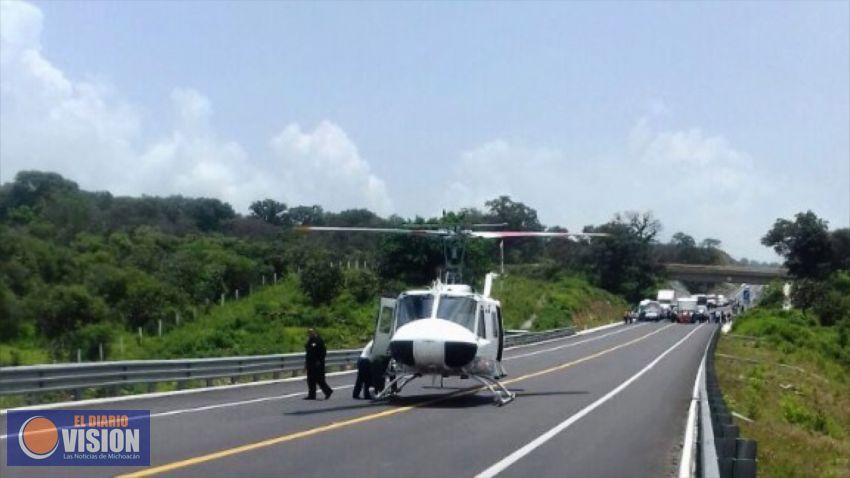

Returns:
304,328,333,400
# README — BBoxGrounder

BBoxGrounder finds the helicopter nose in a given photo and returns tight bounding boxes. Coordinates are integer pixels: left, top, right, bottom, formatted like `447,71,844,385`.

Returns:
390,319,478,369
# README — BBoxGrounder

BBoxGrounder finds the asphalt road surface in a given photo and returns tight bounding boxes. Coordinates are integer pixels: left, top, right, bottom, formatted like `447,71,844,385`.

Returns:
2,322,716,478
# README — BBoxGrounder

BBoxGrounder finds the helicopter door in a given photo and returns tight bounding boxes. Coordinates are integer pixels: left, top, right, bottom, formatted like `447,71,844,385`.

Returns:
496,305,504,361
371,297,396,361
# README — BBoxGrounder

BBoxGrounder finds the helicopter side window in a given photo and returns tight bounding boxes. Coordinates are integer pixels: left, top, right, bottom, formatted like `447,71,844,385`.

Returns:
436,296,477,332
488,308,497,340
378,305,394,334
477,307,487,339
396,295,435,329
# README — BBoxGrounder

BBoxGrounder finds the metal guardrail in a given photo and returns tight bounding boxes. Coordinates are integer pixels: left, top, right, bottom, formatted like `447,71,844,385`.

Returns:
0,327,576,402
699,327,758,478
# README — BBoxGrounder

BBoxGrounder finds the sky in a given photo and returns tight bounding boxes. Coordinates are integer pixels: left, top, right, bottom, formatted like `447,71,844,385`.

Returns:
1,0,848,262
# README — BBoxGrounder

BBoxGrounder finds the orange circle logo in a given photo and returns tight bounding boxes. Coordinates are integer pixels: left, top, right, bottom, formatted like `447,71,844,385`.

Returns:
19,416,59,459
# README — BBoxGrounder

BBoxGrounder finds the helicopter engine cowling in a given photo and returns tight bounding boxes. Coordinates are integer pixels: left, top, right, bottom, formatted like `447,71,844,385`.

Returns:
389,318,478,371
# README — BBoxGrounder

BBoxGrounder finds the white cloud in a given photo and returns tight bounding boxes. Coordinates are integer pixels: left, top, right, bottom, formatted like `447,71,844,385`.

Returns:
268,121,392,214
0,0,389,214
444,139,564,213
443,111,779,261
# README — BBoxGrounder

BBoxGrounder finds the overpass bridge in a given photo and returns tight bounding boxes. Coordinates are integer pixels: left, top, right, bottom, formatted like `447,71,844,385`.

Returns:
663,263,787,284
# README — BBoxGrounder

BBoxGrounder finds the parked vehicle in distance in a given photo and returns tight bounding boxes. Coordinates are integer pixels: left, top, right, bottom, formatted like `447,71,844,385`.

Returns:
656,289,676,310
677,297,697,323
638,301,663,321
695,305,709,322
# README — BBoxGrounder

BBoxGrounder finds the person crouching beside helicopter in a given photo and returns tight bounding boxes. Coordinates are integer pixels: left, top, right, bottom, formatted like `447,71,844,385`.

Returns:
353,340,373,400
304,328,333,400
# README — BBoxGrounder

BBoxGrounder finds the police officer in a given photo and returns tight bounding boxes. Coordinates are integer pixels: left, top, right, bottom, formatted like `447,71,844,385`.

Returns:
304,328,333,400
353,340,373,400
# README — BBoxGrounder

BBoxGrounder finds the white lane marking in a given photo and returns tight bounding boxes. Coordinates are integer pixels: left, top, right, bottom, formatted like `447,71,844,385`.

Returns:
0,385,356,441
505,324,647,361
0,369,357,416
574,321,625,336
475,325,705,478
503,321,625,352
151,384,354,418
678,328,712,478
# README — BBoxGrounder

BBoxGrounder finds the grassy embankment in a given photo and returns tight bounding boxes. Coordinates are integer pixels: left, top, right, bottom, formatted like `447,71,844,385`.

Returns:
716,309,850,477
492,272,627,331
1,271,625,365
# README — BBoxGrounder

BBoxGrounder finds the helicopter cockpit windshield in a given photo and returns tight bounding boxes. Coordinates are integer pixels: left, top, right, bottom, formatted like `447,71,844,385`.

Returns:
396,294,435,329
395,293,478,333
436,296,477,332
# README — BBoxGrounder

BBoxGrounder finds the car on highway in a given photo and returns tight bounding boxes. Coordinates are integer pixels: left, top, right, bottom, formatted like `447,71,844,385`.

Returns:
638,301,663,321
694,305,709,323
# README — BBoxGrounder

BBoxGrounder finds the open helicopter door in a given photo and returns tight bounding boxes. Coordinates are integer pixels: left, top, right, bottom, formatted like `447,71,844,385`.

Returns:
371,297,396,361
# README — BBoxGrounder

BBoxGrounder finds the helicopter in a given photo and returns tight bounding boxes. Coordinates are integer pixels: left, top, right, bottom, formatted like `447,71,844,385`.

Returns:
297,223,607,405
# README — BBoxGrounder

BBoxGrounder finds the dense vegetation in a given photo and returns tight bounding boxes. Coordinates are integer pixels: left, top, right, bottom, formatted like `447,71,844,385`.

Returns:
0,170,732,365
715,211,850,477
718,309,850,477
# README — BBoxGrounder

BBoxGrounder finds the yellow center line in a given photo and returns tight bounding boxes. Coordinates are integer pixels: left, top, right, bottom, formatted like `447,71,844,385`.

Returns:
117,323,677,478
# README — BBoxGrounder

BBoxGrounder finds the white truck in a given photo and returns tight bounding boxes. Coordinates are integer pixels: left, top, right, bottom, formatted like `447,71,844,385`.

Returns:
657,289,676,310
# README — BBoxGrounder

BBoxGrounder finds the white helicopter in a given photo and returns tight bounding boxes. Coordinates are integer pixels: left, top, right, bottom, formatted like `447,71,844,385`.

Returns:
297,223,606,405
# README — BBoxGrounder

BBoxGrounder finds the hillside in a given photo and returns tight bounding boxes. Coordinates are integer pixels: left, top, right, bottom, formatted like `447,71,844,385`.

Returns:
492,271,627,331
1,170,715,367
715,309,850,477
0,269,624,365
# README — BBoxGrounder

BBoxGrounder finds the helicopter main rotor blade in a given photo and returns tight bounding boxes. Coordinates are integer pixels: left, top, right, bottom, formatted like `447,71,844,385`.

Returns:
469,231,609,239
296,226,451,236
468,223,509,228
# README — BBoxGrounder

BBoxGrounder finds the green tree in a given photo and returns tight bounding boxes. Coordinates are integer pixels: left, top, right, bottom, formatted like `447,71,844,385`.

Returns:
700,238,722,249
0,279,23,339
831,228,850,271
671,232,697,248
300,260,343,305
583,213,661,302
344,268,380,303
120,271,183,329
6,171,79,211
36,285,108,339
186,197,236,231
249,199,288,226
812,272,850,327
762,211,834,279
485,196,544,263
287,205,325,226
377,235,443,285
620,211,662,243
485,196,542,231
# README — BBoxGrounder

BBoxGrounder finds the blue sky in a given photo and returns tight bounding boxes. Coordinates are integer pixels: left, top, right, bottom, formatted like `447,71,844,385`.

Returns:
1,0,848,261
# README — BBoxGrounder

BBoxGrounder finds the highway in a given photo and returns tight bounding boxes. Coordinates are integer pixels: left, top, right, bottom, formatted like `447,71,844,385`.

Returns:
1,322,716,478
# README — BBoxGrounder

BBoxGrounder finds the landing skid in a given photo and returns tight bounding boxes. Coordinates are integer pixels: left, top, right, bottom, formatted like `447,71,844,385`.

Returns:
374,373,515,406
472,375,515,406
375,373,420,400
